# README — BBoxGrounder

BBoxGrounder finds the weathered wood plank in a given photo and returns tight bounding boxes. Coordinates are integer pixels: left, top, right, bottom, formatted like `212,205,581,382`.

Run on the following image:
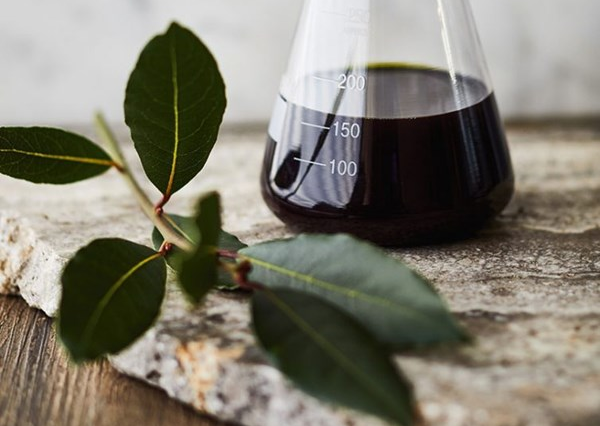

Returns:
0,296,227,426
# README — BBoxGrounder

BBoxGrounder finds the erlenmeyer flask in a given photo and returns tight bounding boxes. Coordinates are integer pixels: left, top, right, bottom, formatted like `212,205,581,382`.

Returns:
262,0,514,246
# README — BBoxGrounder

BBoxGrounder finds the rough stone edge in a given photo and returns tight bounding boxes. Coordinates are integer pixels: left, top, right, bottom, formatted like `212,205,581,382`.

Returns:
0,212,63,315
0,211,384,426
110,322,387,426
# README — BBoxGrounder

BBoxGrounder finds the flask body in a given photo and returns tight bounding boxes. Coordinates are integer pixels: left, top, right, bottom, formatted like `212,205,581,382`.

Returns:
262,0,514,245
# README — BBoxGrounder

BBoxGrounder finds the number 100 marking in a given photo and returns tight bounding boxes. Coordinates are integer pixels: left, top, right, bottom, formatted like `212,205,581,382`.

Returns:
330,160,358,177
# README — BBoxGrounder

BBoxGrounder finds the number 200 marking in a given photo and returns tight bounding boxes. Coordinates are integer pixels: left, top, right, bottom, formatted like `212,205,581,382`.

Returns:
338,74,366,91
330,160,358,177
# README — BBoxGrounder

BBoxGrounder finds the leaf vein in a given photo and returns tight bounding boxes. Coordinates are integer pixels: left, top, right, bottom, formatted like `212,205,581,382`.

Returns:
243,255,442,328
264,290,403,414
0,148,113,167
80,252,163,348
165,38,180,197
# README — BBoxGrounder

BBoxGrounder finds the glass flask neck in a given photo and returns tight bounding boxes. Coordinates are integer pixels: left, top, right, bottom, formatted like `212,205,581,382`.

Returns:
281,0,493,119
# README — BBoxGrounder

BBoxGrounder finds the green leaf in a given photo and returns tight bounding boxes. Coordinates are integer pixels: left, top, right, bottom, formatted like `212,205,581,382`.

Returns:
124,22,226,198
58,239,166,362
178,192,223,303
252,289,416,426
0,127,114,184
241,234,469,349
151,213,246,290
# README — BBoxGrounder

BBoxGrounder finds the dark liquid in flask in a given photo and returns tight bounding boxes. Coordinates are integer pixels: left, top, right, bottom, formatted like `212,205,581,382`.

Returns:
261,66,514,246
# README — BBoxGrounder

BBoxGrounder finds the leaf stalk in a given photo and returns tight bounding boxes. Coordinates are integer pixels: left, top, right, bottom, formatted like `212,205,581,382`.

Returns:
217,249,240,260
227,258,264,291
94,113,194,253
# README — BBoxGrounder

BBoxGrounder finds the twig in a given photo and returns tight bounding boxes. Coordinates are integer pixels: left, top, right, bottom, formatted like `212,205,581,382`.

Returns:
93,113,194,253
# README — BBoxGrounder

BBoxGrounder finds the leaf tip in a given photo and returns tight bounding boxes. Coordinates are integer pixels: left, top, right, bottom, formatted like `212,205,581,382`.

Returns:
167,21,183,32
459,328,474,344
68,352,94,365
449,317,473,344
183,292,204,306
166,21,191,38
57,330,97,365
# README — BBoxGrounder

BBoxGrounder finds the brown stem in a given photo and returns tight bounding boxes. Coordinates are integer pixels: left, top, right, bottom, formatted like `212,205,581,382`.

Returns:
217,249,240,260
230,260,265,292
154,194,172,216
413,404,426,426
112,162,126,173
158,242,173,256
93,113,194,253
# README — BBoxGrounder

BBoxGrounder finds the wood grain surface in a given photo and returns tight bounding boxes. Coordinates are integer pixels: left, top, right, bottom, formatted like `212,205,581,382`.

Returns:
0,296,226,426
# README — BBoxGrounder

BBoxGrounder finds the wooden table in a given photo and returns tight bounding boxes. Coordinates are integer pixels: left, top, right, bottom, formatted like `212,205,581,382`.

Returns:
0,296,225,426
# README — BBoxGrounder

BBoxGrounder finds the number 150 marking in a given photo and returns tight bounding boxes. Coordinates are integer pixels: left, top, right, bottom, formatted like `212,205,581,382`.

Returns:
332,122,361,139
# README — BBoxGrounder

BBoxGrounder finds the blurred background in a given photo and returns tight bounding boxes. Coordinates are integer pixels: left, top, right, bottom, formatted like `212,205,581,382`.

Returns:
0,0,598,126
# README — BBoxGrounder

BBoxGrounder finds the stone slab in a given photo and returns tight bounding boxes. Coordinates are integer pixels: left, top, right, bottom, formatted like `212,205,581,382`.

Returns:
1,125,599,426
